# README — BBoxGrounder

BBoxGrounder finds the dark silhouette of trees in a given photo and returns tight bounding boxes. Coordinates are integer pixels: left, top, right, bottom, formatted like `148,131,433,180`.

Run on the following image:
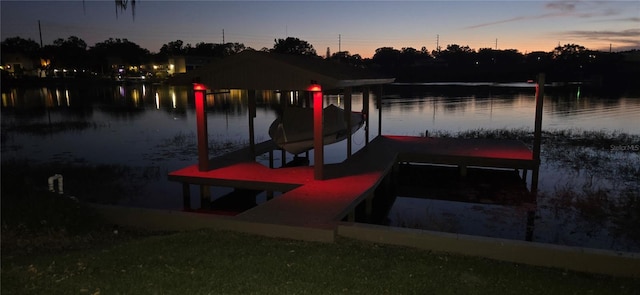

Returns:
159,40,186,56
88,38,150,75
187,42,246,57
328,51,364,67
271,37,317,56
372,47,401,73
1,37,40,57
2,30,638,88
42,36,88,71
159,40,247,58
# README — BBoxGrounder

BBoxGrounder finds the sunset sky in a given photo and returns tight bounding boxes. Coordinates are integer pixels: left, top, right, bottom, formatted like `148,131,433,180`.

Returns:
2,1,639,58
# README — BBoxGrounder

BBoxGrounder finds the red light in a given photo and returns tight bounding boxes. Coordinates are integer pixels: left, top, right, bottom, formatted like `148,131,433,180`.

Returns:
307,84,322,92
193,83,207,91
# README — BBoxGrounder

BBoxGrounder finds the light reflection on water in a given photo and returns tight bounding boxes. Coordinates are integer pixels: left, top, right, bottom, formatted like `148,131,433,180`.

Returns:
2,83,639,251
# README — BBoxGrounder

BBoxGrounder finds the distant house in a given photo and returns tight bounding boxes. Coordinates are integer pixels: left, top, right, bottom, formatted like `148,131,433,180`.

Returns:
1,52,38,77
166,56,214,76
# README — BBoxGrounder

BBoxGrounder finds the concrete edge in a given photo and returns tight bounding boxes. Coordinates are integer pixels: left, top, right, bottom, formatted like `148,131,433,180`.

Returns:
91,204,335,243
337,222,640,278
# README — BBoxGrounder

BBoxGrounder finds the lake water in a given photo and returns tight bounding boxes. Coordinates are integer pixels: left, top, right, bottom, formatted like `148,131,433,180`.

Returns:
2,82,639,252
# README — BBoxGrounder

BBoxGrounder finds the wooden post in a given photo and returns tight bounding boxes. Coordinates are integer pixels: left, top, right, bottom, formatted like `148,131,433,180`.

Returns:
531,73,545,193
365,195,373,217
280,91,288,167
344,87,353,158
200,185,210,210
459,165,467,177
533,73,544,164
182,183,191,211
281,149,286,167
377,85,383,137
269,150,274,168
310,83,324,180
248,89,256,159
194,83,209,171
363,86,370,145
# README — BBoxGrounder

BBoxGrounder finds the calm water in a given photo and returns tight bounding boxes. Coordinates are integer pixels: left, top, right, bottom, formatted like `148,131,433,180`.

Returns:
2,82,639,251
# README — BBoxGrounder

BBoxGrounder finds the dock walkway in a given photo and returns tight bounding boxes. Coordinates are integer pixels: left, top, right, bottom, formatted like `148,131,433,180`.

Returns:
168,135,536,235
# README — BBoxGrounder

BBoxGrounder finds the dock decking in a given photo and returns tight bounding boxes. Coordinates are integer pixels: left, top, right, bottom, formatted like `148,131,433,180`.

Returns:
168,135,536,234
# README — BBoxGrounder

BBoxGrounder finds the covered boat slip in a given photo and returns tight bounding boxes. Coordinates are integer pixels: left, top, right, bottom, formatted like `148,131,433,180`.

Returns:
168,135,537,230
167,50,543,237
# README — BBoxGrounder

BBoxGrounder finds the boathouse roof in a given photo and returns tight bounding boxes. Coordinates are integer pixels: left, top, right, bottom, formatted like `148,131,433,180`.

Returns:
169,50,395,90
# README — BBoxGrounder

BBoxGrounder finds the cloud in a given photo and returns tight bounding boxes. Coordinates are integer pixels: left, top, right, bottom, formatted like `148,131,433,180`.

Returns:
558,28,640,50
561,28,640,39
465,1,622,29
545,0,577,13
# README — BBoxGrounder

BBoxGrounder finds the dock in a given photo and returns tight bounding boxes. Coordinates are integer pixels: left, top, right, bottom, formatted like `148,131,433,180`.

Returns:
168,135,537,238
165,53,543,241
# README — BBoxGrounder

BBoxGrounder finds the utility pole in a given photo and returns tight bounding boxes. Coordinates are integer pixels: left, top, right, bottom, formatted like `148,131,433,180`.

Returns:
222,29,225,43
38,20,43,47
339,34,341,52
495,38,498,50
436,34,440,52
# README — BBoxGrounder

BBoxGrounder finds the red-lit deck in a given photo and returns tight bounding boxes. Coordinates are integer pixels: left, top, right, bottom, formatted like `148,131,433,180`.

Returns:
168,135,536,232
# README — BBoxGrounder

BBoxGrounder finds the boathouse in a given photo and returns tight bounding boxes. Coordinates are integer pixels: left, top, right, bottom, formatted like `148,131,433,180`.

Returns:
165,50,541,241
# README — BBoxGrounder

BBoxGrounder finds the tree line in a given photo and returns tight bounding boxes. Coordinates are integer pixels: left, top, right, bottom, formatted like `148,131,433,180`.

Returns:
2,35,638,87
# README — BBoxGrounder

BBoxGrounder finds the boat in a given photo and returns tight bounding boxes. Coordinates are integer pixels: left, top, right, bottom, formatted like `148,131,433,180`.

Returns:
268,104,365,155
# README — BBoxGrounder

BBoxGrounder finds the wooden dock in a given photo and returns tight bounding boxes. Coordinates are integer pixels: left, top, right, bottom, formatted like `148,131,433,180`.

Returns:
168,135,536,236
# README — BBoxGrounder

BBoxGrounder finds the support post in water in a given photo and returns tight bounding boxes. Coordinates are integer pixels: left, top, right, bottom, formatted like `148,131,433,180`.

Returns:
344,87,353,158
248,89,257,158
531,73,545,193
362,86,370,145
194,83,209,171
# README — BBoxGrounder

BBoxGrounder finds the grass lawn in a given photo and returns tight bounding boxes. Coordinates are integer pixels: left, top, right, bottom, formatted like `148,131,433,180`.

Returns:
2,228,639,295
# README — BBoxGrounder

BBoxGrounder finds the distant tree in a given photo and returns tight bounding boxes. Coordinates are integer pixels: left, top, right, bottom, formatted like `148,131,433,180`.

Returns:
552,43,588,60
159,40,186,56
215,42,246,57
1,37,40,56
476,48,523,66
176,42,246,57
329,51,363,67
88,38,150,73
41,36,88,71
271,37,317,56
399,47,423,67
372,47,401,66
436,44,476,67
